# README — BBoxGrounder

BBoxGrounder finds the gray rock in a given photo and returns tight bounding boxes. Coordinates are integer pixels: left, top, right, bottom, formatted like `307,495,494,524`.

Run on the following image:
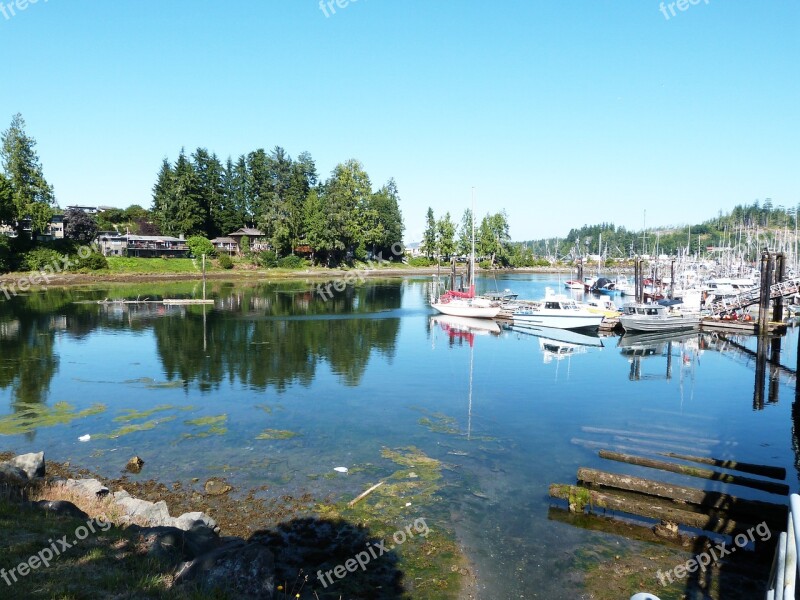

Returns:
115,496,172,526
174,511,218,532
204,479,232,496
130,523,221,563
4,451,45,479
174,541,274,599
61,478,109,498
0,463,28,484
31,500,89,520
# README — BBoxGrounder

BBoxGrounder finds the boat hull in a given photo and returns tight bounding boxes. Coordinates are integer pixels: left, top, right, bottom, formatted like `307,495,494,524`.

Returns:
512,313,604,330
618,315,700,332
432,302,501,318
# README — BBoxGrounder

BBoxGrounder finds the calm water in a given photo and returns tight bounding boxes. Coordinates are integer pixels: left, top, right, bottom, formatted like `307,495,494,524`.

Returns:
1,274,798,597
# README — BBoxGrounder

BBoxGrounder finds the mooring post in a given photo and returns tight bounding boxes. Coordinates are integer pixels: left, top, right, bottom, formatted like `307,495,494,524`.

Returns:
754,334,767,410
774,252,786,323
758,251,773,335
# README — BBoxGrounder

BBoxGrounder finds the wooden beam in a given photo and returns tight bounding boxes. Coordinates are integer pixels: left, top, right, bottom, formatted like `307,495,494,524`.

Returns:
658,452,786,481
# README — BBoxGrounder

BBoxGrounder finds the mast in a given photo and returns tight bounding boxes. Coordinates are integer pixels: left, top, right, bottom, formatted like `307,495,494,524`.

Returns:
470,187,476,296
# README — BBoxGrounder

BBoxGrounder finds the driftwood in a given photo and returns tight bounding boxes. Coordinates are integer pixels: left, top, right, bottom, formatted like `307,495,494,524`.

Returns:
577,467,787,529
658,452,786,480
598,450,789,496
582,426,730,446
348,481,384,507
549,484,754,536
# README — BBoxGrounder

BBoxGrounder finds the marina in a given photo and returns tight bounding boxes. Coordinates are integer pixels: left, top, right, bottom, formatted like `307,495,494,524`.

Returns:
2,273,800,597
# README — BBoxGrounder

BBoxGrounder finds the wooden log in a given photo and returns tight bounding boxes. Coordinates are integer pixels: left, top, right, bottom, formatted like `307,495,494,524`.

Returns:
348,481,384,507
598,450,789,496
549,484,755,536
582,426,729,446
576,467,787,529
659,452,786,481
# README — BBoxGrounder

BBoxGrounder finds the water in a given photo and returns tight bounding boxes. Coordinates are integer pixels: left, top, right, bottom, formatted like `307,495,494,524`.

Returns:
1,274,797,597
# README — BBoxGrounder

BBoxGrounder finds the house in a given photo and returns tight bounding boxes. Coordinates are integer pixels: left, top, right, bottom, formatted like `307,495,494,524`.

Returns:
227,228,269,253
126,235,189,258
95,233,190,258
211,236,238,255
0,214,64,241
96,231,128,256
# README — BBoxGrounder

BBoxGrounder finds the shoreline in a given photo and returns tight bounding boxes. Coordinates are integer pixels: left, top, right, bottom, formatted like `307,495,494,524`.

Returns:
0,265,601,289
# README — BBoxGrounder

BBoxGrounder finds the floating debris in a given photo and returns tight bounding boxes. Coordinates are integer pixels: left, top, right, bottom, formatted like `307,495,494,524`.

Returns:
78,434,91,442
333,466,349,473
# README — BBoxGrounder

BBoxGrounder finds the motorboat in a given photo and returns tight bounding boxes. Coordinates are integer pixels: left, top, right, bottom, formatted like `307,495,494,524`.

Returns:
584,297,621,318
512,288,605,330
591,277,616,295
564,280,584,290
618,302,700,332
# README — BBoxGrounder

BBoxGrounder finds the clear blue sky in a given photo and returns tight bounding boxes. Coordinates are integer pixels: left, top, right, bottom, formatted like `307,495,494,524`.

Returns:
1,1,797,242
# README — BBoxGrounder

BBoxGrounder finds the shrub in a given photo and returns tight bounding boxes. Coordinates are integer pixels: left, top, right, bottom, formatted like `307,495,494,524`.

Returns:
21,247,63,271
256,250,278,268
278,255,305,269
408,256,433,267
0,235,10,273
218,253,234,269
186,236,216,259
478,260,492,270
72,251,108,271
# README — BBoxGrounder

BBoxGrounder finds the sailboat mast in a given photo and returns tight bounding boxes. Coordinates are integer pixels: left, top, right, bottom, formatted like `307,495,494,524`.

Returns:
470,187,476,294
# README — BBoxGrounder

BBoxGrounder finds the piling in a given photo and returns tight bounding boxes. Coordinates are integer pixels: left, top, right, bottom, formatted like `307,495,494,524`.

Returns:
773,252,786,322
758,251,774,335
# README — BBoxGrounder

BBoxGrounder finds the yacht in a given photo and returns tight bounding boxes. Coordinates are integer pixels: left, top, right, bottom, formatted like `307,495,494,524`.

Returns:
618,302,700,333
512,288,605,330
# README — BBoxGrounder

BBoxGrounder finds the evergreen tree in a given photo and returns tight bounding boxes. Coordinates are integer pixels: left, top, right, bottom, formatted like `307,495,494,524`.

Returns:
456,208,473,257
192,148,225,238
151,158,176,235
171,149,204,236
436,212,456,259
421,207,436,259
0,113,55,235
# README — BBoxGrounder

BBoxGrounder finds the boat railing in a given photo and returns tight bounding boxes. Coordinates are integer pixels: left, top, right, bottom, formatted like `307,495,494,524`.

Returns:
766,493,800,599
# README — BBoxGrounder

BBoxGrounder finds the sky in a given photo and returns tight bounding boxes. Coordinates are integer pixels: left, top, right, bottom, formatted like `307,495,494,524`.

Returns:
0,1,798,243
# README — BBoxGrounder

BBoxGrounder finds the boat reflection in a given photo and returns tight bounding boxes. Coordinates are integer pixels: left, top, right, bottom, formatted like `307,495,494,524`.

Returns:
618,330,702,381
505,324,604,367
430,314,501,347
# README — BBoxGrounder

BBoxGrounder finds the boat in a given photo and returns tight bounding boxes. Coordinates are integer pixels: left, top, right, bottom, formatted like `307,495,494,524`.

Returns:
614,275,635,296
564,280,584,290
431,191,501,319
583,297,621,318
512,288,605,330
618,302,700,333
431,314,502,339
590,277,616,295
506,323,604,348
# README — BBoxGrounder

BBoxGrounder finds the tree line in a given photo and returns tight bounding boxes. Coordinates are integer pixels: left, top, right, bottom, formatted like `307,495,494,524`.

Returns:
152,147,404,265
419,207,511,266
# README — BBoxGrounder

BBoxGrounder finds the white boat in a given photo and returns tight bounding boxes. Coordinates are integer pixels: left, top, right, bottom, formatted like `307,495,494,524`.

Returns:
512,288,605,330
583,297,620,318
618,302,700,332
431,314,502,337
564,279,584,290
431,291,501,318
430,190,501,319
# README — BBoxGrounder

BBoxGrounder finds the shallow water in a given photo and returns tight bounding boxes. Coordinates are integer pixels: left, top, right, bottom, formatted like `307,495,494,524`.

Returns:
1,274,797,597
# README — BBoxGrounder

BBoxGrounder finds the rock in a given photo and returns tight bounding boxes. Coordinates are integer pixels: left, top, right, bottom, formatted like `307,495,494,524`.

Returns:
4,452,45,479
0,463,29,484
131,523,222,563
61,478,109,498
125,456,144,474
115,496,172,526
204,479,232,496
174,540,275,599
174,511,218,532
31,500,89,520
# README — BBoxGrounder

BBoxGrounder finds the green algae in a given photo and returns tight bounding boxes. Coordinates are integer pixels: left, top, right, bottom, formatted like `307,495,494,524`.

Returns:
94,416,176,439
113,405,185,422
181,414,228,439
256,428,301,440
0,402,106,436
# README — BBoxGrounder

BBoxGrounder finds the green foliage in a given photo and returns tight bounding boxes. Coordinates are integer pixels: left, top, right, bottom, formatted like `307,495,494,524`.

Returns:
436,212,456,258
185,235,216,258
0,234,10,272
478,260,492,270
72,251,108,271
408,256,434,267
421,207,436,259
21,247,62,271
278,254,305,269
256,249,278,268
218,253,233,269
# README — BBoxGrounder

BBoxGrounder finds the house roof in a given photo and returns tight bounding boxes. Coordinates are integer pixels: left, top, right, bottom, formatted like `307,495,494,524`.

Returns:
127,235,185,242
211,237,237,244
228,228,264,237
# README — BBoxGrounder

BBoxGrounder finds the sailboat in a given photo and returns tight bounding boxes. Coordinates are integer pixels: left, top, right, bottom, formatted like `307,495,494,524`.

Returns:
431,190,501,319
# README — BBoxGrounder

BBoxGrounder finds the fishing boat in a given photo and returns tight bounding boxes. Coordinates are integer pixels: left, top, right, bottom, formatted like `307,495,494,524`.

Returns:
618,302,700,333
512,288,605,330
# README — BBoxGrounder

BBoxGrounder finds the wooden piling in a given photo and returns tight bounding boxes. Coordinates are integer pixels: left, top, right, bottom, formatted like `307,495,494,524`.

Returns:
657,452,786,480
598,450,789,495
